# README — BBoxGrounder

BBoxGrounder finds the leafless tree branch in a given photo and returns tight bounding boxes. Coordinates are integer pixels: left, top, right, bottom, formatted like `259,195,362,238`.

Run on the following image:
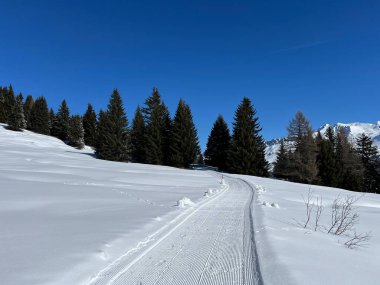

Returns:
344,231,371,249
314,196,323,232
302,188,314,228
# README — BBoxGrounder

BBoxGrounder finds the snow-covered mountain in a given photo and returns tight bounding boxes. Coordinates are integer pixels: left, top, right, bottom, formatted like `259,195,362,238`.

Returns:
266,121,380,167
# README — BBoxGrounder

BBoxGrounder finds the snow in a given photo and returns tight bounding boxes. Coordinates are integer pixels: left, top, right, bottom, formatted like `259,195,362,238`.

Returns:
318,122,380,149
2,124,380,285
176,197,195,207
88,176,260,285
234,174,380,285
0,125,223,285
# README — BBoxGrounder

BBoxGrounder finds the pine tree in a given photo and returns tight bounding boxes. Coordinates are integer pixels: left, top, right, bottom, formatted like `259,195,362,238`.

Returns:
335,127,364,191
30,97,50,135
356,133,380,193
273,140,289,179
170,99,200,168
316,127,339,186
204,115,231,171
23,95,34,129
227,97,269,176
286,112,317,183
49,108,58,136
161,102,173,165
56,100,70,141
0,87,6,123
95,89,130,161
142,88,169,165
95,110,108,157
2,85,15,124
82,103,97,147
68,115,84,149
7,93,26,131
130,106,146,163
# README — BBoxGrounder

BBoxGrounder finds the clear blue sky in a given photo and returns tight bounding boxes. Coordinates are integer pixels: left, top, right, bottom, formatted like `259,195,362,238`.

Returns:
1,0,379,150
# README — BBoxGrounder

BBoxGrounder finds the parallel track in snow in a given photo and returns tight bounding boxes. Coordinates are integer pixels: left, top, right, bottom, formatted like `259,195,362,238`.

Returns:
88,175,262,285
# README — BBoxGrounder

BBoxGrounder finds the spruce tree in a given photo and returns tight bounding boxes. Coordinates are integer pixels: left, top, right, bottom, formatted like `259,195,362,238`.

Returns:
95,110,108,157
204,115,231,171
82,103,97,147
49,108,58,136
170,99,200,168
0,87,6,123
23,95,34,129
68,115,85,149
161,102,173,165
142,88,169,165
56,100,70,141
95,89,130,161
273,140,289,179
130,106,146,163
316,127,338,186
356,133,380,193
227,97,268,176
2,85,15,123
30,97,50,135
335,127,364,191
8,93,26,131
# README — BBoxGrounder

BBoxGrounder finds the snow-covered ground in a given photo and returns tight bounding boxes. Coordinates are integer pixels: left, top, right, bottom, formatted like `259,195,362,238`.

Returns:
1,124,380,285
234,175,380,285
0,125,224,285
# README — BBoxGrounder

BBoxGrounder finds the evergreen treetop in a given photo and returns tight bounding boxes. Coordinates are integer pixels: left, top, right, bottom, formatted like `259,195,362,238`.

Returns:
227,97,268,176
130,105,146,163
204,115,231,171
95,89,130,161
30,96,50,135
82,103,97,147
170,98,200,168
56,100,70,141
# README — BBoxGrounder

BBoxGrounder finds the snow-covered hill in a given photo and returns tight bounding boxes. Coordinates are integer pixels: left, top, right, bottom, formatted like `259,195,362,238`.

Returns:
1,124,379,285
266,121,380,167
0,125,223,285
234,174,380,285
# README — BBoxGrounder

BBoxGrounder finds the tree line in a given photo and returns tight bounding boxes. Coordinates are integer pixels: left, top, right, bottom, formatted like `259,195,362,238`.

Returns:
1,85,378,193
0,85,269,176
273,112,380,193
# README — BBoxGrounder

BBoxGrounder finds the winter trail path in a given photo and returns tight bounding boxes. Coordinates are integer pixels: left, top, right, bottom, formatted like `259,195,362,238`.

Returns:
88,175,262,285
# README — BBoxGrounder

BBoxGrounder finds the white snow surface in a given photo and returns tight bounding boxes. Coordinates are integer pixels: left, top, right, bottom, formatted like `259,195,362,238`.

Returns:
266,121,380,167
233,174,380,285
0,125,224,285
2,124,380,285
176,197,195,207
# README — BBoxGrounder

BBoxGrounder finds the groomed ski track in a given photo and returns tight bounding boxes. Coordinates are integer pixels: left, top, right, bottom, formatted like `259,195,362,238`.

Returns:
88,175,263,285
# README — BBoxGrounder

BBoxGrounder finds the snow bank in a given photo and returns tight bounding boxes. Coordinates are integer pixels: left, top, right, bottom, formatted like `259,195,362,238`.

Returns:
234,174,380,285
0,125,223,285
176,197,195,208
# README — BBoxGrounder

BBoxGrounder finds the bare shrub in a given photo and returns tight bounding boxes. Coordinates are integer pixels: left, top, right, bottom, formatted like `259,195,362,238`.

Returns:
302,188,314,228
299,191,370,249
314,196,323,232
327,195,360,236
344,231,371,249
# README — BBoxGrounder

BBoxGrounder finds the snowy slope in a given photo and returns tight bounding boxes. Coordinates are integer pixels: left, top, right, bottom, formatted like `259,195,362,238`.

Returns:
234,175,380,285
266,121,380,167
2,124,380,285
0,125,223,285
